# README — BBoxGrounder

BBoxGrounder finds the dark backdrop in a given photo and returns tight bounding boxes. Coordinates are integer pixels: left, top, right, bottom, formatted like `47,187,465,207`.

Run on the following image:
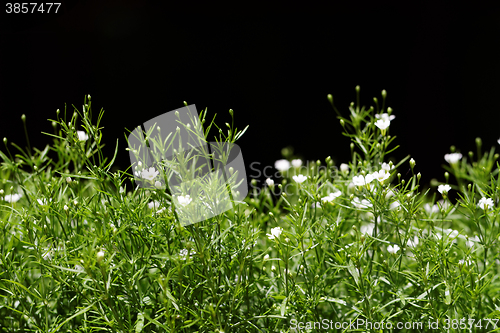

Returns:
1,1,500,188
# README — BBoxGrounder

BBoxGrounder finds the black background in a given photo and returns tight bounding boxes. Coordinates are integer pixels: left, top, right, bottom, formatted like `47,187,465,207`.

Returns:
1,1,500,188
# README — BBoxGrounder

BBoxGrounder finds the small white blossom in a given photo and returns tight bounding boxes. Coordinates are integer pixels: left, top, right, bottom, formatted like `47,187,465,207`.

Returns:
407,236,419,248
360,223,375,236
37,198,52,205
64,205,69,211
267,227,283,240
459,259,472,266
96,250,105,263
66,177,72,183
154,181,162,188
291,159,302,168
274,159,290,172
375,113,395,121
141,167,159,181
352,174,374,186
478,197,494,210
148,201,161,209
77,131,89,141
293,174,307,183
374,119,391,130
321,191,342,202
372,170,390,183
4,193,22,203
444,153,462,164
265,178,274,187
352,197,372,209
424,203,439,214
387,244,400,254
381,162,393,172
466,236,480,248
437,184,451,194
340,163,349,172
177,195,192,207
263,254,270,261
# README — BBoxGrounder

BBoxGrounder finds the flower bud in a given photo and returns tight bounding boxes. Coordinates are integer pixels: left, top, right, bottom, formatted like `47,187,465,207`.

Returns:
340,119,345,127
21,114,26,122
381,89,387,99
409,158,416,169
96,250,104,263
64,205,69,211
66,177,72,184
444,172,449,183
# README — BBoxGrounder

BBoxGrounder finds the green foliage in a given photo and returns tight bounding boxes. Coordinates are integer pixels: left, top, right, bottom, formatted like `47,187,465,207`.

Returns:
1,89,500,332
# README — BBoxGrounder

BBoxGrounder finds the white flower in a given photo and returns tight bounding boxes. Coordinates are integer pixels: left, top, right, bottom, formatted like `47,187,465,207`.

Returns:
148,201,160,209
42,248,53,261
154,181,162,188
66,177,72,183
375,113,395,121
389,200,401,210
37,198,52,205
352,197,372,209
291,159,302,168
77,131,89,141
119,186,125,194
267,226,283,240
292,174,307,183
141,167,159,181
274,159,290,172
321,191,342,202
387,244,400,254
478,197,494,210
177,195,192,207
63,205,69,211
263,254,270,261
4,193,22,203
407,236,419,248
360,223,374,236
372,170,390,183
466,236,480,248
444,153,462,164
374,119,391,130
352,174,374,186
437,184,451,194
265,178,274,187
381,162,393,172
340,163,349,173
424,203,439,214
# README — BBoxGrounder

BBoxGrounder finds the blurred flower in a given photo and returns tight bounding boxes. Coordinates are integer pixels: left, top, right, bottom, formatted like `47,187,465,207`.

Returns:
141,167,159,181
459,259,472,266
66,177,72,183
340,163,349,173
424,203,439,214
148,201,161,209
291,159,302,168
387,244,400,254
375,113,395,121
96,250,104,263
267,226,283,240
154,181,162,188
352,197,372,209
265,178,274,187
407,236,419,248
466,236,480,248
381,162,393,173
361,223,374,236
77,131,89,141
353,174,374,186
437,184,451,194
177,195,192,207
37,198,52,206
322,191,342,202
274,159,290,172
293,174,307,183
372,170,390,183
444,153,462,164
389,200,401,210
478,197,494,210
4,193,22,203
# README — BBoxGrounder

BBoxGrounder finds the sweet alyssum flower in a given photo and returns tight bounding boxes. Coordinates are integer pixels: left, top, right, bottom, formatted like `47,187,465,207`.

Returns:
267,226,283,240
141,167,159,181
478,197,494,210
293,174,307,183
291,159,302,168
437,184,451,194
321,191,342,202
387,244,400,254
77,131,89,141
444,153,462,164
4,193,22,203
274,159,290,172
